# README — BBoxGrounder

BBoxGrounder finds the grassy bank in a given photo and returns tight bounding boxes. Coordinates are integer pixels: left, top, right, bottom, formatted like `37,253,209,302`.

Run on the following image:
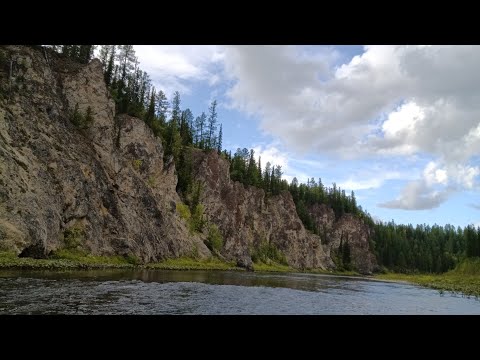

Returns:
0,250,136,270
146,257,240,271
376,258,480,297
0,250,361,276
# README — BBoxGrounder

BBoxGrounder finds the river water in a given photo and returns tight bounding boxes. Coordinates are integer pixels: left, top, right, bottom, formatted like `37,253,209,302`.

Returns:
0,270,478,314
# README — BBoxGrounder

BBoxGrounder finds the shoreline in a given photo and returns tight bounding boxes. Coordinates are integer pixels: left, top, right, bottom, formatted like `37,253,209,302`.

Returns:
3,252,479,298
0,251,360,276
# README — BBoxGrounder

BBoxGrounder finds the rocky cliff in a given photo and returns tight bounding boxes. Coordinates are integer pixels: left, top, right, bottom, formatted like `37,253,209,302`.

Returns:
0,45,376,272
192,149,333,270
0,45,209,262
307,204,377,273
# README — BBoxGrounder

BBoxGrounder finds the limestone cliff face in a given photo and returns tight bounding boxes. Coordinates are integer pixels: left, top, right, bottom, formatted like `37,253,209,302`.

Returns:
0,45,210,261
192,150,334,270
0,45,376,272
307,204,377,274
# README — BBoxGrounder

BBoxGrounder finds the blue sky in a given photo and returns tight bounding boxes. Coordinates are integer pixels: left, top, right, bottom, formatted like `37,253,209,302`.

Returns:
132,45,480,228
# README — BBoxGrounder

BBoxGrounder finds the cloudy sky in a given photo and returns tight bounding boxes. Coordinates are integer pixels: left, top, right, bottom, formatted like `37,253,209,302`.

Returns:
132,45,480,227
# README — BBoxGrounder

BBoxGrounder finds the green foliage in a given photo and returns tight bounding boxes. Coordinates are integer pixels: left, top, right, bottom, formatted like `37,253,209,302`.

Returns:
251,241,287,265
373,221,464,273
206,224,223,252
0,250,136,270
377,259,480,298
63,226,85,249
132,159,143,171
146,257,237,271
191,203,205,232
85,106,94,126
70,104,94,129
147,176,155,187
176,202,191,221
124,254,141,265
252,262,292,272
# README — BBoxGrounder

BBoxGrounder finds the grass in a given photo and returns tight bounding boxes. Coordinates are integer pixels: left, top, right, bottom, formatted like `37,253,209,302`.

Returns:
0,250,366,276
146,257,239,271
376,258,480,298
252,262,292,272
0,250,136,270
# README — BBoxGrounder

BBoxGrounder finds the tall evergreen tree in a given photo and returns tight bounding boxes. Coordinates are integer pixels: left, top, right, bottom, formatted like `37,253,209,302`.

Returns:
194,112,207,148
155,90,169,123
217,124,223,154
206,100,218,150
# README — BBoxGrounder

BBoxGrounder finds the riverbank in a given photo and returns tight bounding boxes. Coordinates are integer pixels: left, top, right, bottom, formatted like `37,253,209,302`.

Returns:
0,251,359,275
376,258,480,298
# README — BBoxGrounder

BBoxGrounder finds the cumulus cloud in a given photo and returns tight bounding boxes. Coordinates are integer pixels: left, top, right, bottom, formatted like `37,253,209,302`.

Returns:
221,45,480,209
133,45,480,210
134,45,224,96
379,180,453,210
339,171,404,191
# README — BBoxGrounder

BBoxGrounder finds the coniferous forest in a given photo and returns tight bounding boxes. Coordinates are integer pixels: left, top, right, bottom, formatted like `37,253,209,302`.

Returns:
43,45,480,274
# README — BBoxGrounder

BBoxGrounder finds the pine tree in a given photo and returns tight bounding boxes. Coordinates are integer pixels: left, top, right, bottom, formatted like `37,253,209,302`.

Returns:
145,88,156,128
104,46,116,88
155,90,169,123
79,45,95,64
171,91,181,126
206,100,218,150
194,112,207,148
217,124,223,154
116,45,136,82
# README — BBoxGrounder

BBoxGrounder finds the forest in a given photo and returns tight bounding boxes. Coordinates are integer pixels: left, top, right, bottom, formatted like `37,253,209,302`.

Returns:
42,45,480,274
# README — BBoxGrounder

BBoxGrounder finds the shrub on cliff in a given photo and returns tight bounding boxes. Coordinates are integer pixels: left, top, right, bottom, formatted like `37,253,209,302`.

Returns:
70,104,94,129
206,224,223,252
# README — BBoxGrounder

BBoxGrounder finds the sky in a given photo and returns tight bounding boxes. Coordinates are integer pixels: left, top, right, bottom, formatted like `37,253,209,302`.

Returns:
130,45,480,228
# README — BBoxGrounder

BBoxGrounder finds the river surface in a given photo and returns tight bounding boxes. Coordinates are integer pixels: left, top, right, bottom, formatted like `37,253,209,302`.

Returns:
0,270,479,314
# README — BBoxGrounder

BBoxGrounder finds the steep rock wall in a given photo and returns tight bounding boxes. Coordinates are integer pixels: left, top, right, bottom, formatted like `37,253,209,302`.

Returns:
192,150,334,270
0,45,209,261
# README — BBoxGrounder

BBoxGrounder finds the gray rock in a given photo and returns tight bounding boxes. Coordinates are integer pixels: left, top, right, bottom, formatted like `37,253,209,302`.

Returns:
0,45,210,262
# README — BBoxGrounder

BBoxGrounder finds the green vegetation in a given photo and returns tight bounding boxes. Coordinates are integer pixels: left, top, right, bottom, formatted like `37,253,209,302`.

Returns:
252,262,291,272
332,237,352,271
0,251,135,270
63,226,85,249
251,241,287,265
146,257,238,271
377,258,480,297
372,221,479,273
147,176,155,187
206,224,223,252
70,104,94,129
176,202,203,233
132,159,143,171
50,249,139,265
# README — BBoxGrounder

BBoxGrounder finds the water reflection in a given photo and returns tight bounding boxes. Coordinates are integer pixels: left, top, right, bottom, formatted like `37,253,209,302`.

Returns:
0,270,479,314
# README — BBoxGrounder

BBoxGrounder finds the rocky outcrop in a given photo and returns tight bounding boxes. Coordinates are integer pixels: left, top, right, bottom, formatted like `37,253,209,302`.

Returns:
0,45,210,261
192,150,334,270
308,204,377,274
0,45,376,272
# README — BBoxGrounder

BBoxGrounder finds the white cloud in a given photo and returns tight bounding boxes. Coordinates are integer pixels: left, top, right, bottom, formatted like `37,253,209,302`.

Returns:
339,172,401,191
252,144,288,170
218,45,480,209
424,161,448,186
131,45,480,211
134,45,224,96
379,180,453,210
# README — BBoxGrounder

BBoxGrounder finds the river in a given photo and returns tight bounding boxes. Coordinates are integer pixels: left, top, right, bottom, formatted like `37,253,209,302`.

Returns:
0,270,478,314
